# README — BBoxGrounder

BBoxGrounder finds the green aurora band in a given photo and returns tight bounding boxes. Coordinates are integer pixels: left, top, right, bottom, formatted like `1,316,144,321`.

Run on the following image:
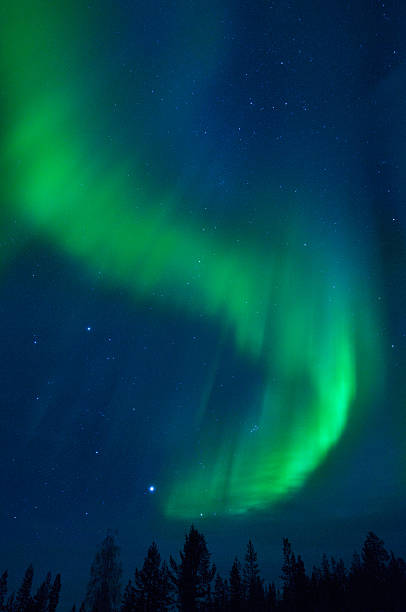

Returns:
1,3,380,518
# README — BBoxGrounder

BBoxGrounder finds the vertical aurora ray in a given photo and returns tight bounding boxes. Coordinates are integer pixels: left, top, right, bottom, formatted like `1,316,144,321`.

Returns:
0,2,381,517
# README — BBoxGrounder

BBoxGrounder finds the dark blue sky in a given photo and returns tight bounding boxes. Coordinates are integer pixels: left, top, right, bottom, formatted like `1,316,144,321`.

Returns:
1,1,406,607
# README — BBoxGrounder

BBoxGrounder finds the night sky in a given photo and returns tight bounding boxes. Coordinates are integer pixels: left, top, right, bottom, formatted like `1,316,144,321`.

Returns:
1,0,406,606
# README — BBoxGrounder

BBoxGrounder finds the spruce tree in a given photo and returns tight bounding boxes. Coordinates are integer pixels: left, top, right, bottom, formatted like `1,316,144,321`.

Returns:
243,540,264,610
293,555,310,612
5,593,14,612
170,525,215,611
387,551,406,611
159,561,173,610
213,575,228,611
229,558,243,611
281,538,296,609
32,572,51,612
348,551,363,610
265,582,277,611
134,542,170,611
362,531,389,578
330,557,347,612
15,564,34,612
48,574,61,612
198,537,216,610
0,571,7,611
361,531,390,611
120,580,136,612
321,554,330,583
85,531,122,612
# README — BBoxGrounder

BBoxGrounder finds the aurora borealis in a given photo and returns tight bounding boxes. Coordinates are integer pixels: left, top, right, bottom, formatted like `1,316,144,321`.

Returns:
1,0,405,603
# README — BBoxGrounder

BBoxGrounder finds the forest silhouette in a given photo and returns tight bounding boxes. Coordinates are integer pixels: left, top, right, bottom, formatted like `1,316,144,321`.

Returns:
1,527,405,611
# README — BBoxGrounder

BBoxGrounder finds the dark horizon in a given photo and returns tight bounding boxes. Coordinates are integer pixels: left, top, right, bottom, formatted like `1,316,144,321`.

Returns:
2,526,405,611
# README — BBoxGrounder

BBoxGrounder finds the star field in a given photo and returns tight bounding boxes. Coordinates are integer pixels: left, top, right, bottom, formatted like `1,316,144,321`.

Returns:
1,0,406,605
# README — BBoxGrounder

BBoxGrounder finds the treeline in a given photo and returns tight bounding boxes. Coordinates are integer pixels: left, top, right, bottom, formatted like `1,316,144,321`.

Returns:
1,527,405,611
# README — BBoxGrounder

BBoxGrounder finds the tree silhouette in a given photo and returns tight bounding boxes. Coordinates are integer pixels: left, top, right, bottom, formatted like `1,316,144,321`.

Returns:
0,571,7,611
280,539,313,611
5,593,14,612
15,564,34,612
134,541,172,611
281,538,295,610
48,574,61,612
293,555,310,612
170,525,215,611
159,562,172,610
362,531,389,577
3,525,406,611
386,551,406,612
120,580,136,611
329,557,346,612
31,572,51,612
213,575,228,611
243,540,264,611
265,582,277,611
360,531,390,611
85,532,122,612
229,557,243,611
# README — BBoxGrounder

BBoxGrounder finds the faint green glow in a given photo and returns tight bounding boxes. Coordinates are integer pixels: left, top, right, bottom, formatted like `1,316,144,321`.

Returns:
1,1,380,518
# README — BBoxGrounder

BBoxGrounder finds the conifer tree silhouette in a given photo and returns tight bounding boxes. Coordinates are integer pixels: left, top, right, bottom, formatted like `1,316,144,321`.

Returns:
229,557,243,611
386,551,406,612
15,564,34,612
243,540,264,610
85,532,122,612
281,538,295,609
32,571,51,612
361,531,390,612
0,571,7,611
293,554,310,611
265,582,277,611
120,580,136,612
4,525,406,611
48,574,61,612
170,525,215,611
5,593,14,612
159,561,173,610
134,541,172,611
362,531,389,578
213,575,228,611
329,557,346,612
